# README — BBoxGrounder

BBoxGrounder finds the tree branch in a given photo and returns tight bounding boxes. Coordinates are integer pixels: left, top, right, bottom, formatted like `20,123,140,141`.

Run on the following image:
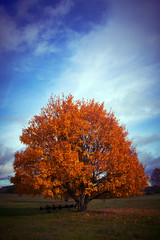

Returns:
65,183,79,203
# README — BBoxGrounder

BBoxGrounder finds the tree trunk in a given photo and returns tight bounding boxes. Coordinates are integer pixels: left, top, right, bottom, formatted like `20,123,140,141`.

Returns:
77,195,89,212
77,201,88,211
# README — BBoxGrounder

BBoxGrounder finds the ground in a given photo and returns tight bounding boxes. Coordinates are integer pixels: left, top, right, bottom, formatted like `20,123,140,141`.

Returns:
0,194,160,240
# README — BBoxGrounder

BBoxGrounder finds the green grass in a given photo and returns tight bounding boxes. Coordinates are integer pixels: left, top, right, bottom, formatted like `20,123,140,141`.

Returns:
0,194,160,240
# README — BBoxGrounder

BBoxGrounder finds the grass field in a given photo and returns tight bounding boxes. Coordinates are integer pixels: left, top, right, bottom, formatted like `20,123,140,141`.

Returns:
0,194,160,240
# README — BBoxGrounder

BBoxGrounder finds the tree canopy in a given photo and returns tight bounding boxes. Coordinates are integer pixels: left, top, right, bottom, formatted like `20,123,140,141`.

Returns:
11,94,148,211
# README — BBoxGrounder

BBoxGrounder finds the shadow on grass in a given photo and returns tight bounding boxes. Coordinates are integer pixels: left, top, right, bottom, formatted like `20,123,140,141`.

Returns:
0,207,44,217
0,207,73,217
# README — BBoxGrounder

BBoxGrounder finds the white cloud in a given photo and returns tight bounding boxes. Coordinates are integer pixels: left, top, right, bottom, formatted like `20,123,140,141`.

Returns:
0,143,14,165
0,162,13,179
0,143,14,183
0,122,24,150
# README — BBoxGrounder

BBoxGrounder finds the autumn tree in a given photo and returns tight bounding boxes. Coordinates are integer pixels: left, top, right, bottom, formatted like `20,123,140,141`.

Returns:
11,94,148,211
150,168,160,186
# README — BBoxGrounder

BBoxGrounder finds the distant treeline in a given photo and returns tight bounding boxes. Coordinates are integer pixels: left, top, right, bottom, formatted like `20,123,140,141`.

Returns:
144,185,160,195
0,185,15,194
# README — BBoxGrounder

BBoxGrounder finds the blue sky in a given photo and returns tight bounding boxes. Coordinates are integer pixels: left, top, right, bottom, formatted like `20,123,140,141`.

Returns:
0,0,160,187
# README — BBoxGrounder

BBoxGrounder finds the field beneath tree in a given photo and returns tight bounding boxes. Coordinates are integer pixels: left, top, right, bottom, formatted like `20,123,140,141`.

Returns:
0,193,160,240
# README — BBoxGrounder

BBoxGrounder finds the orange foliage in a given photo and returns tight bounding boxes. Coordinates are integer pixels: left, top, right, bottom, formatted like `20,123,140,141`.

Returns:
11,94,148,211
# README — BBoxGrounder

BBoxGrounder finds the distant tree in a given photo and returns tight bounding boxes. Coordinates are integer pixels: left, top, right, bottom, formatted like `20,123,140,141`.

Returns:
10,94,148,211
0,185,15,194
150,168,160,186
144,185,160,195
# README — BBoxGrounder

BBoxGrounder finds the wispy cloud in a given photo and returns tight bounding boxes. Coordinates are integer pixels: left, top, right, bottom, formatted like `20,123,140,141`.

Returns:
0,163,13,182
49,14,160,124
15,0,39,18
0,143,14,165
0,5,39,52
0,122,25,150
0,0,74,53
0,143,14,184
134,135,160,147
44,0,74,18
0,6,21,51
139,152,160,175
34,42,60,55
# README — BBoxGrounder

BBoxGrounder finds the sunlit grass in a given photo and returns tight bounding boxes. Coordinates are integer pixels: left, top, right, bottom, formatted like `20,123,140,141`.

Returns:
0,194,160,240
